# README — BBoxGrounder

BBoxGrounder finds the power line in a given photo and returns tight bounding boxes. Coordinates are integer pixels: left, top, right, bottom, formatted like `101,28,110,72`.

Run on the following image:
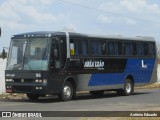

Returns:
58,0,160,25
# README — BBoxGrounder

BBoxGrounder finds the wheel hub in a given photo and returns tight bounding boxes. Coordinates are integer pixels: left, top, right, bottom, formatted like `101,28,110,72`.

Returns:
126,82,131,93
63,85,71,98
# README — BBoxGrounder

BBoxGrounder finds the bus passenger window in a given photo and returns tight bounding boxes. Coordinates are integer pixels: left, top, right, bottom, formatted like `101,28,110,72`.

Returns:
137,43,154,56
124,42,132,56
148,43,154,55
91,40,105,55
137,43,145,56
101,41,106,55
70,39,81,55
108,41,122,56
132,43,137,55
82,40,88,55
115,42,122,55
124,42,137,56
91,40,97,55
108,41,115,55
144,43,149,55
70,43,74,55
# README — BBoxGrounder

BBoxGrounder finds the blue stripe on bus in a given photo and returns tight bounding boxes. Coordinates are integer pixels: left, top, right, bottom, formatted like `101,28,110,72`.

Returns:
88,59,155,86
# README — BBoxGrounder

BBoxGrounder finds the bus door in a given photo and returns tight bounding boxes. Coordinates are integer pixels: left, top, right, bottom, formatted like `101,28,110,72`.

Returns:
51,37,61,70
50,37,66,71
49,37,66,93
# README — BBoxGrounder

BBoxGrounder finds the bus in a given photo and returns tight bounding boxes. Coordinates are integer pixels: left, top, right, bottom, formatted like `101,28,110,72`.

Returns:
5,31,157,101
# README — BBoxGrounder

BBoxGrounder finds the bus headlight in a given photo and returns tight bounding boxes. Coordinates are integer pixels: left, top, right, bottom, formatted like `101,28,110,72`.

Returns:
43,79,47,83
35,79,42,83
6,79,14,82
35,79,47,83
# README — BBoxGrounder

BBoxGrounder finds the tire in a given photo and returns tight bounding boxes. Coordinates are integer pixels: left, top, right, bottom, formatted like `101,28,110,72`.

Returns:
26,94,39,100
116,79,134,96
90,90,104,97
58,81,73,101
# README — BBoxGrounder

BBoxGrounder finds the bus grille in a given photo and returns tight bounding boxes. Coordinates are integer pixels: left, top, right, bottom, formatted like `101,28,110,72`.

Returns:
13,86,33,93
13,79,34,83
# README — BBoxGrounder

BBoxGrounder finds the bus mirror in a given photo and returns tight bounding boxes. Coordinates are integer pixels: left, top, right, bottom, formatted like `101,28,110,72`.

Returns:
70,43,74,55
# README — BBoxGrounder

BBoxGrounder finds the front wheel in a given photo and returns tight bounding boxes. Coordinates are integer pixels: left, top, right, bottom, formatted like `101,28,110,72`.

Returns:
58,81,73,101
116,79,134,96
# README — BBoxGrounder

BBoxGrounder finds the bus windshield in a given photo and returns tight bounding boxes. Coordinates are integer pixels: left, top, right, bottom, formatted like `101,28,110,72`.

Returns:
6,38,51,70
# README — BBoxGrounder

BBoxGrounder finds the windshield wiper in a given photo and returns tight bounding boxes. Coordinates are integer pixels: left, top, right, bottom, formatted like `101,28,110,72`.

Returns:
24,62,33,70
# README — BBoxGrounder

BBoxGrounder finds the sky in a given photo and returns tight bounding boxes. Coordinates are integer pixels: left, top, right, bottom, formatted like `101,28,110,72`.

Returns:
0,0,160,52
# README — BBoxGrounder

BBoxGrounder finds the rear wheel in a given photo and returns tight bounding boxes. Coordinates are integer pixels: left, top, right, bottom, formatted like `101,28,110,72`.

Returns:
90,90,104,97
116,79,134,96
26,94,39,100
58,81,73,101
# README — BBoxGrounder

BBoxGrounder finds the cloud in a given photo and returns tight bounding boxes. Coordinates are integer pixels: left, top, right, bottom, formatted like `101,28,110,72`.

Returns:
98,0,160,24
125,18,136,25
39,0,54,5
97,14,111,24
0,0,58,31
120,0,160,14
0,1,21,21
20,5,57,24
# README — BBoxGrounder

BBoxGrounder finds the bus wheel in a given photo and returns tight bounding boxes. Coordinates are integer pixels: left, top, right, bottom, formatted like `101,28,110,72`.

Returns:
58,81,73,101
90,90,104,97
117,79,134,96
26,94,39,100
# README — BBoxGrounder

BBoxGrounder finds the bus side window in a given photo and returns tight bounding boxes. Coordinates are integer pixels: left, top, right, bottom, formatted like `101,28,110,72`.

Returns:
108,41,115,55
124,42,130,56
115,42,122,55
101,41,106,55
70,38,88,56
144,43,149,55
91,40,106,55
124,42,137,56
137,43,145,56
82,39,88,55
70,38,81,55
132,42,137,55
148,43,154,56
91,40,97,55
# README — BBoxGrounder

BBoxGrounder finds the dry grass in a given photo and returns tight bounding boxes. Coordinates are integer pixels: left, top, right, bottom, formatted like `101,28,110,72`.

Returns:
135,83,160,89
0,93,26,99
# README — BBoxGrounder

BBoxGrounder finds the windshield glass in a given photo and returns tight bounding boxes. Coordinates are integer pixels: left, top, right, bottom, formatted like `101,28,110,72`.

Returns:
6,38,51,70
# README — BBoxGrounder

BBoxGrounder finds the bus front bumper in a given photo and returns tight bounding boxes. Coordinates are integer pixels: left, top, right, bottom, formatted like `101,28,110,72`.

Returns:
6,83,47,94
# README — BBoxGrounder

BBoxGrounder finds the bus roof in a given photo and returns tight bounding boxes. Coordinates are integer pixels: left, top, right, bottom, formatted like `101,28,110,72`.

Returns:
12,31,155,42
69,32,155,42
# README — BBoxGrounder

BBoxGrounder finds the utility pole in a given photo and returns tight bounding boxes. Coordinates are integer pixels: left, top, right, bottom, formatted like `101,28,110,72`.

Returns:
2,47,8,59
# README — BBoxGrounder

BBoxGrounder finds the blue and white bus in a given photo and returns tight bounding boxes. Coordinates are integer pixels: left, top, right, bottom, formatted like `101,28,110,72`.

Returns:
5,31,157,101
